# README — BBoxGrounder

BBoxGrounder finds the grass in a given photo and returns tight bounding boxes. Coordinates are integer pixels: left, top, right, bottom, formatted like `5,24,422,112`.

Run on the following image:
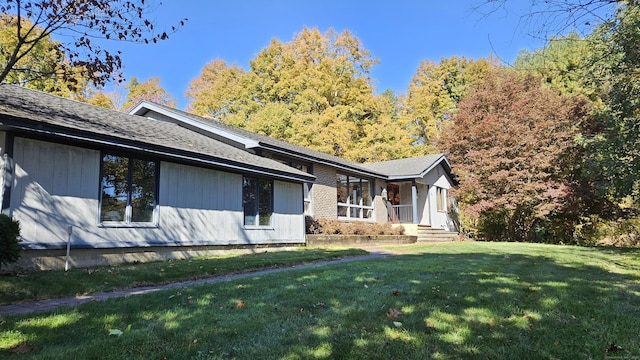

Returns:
1,242,640,359
0,248,368,305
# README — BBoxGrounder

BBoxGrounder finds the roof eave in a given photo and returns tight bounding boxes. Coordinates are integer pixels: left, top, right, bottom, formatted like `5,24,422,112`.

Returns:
2,117,315,183
257,142,387,179
130,102,261,149
380,155,453,181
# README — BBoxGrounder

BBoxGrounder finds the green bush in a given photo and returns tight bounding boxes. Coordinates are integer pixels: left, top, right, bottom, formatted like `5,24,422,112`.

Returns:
0,213,21,270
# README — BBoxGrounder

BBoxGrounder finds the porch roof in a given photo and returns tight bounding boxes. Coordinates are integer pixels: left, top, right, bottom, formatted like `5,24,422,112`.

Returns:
362,154,451,180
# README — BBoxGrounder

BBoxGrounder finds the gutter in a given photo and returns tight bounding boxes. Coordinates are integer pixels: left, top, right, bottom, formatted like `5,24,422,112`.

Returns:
4,122,316,184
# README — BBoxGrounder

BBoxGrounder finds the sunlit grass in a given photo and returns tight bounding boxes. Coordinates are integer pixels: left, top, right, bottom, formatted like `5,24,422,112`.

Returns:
0,242,639,359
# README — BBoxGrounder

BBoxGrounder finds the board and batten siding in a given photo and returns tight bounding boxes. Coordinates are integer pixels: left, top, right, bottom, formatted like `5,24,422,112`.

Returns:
423,164,453,231
9,137,305,250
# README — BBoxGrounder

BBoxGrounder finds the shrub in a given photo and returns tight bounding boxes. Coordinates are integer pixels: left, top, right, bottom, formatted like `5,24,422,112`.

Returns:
0,213,21,270
306,217,404,236
597,216,640,247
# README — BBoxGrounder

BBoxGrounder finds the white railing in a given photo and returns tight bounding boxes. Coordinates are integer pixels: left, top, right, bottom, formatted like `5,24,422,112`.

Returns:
391,205,413,224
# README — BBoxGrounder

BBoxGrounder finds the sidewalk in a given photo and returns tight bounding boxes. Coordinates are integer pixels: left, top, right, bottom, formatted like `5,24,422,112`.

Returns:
0,251,393,317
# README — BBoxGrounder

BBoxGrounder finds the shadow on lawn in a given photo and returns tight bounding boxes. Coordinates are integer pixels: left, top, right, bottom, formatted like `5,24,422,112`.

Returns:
3,251,640,359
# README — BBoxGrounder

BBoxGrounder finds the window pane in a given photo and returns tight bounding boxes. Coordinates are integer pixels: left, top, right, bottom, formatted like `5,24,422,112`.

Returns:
437,187,445,212
361,178,371,206
338,205,348,217
303,182,311,201
351,177,361,205
131,159,156,222
243,177,258,225
100,155,128,222
258,179,272,226
336,174,347,203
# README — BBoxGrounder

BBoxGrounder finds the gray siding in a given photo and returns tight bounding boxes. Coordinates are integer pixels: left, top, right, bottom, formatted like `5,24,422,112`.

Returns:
11,137,304,249
12,137,100,247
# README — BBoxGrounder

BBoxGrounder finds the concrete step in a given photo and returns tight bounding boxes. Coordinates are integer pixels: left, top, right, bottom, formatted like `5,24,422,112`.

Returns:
416,226,458,242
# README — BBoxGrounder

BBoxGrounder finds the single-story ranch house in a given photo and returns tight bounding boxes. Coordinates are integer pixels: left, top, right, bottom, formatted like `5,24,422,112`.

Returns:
0,85,456,269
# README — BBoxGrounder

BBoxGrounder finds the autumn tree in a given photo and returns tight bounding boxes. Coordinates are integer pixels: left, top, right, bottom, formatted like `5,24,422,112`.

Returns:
0,0,185,87
355,89,424,162
121,76,176,111
514,32,595,95
186,59,248,120
186,27,417,162
405,56,496,146
438,70,593,242
0,13,86,95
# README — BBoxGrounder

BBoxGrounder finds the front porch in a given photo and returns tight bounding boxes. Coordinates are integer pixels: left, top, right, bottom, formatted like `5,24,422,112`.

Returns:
385,181,429,225
384,180,455,233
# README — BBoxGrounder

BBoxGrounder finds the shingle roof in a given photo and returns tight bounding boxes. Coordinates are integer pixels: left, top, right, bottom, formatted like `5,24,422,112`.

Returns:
361,154,450,179
132,101,384,177
0,85,314,182
131,101,453,180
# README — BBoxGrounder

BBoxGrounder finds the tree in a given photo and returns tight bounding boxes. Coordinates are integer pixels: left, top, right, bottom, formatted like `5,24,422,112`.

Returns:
405,56,496,146
438,70,592,242
0,0,185,87
353,89,425,162
581,1,640,204
186,27,417,162
84,90,116,109
514,31,594,95
121,76,176,111
0,13,86,95
476,0,619,39
185,59,248,119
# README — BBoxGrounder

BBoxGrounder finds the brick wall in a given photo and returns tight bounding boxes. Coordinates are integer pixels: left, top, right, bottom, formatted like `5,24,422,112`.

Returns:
311,163,337,219
311,164,389,224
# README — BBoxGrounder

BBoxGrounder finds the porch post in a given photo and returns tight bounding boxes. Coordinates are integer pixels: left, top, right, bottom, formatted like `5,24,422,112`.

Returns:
411,180,419,224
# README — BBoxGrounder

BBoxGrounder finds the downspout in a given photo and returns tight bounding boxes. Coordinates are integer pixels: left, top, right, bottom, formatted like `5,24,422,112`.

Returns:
65,226,73,271
1,133,15,216
411,180,419,224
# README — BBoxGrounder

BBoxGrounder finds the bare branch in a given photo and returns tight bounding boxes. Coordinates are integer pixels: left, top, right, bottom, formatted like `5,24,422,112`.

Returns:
0,0,187,87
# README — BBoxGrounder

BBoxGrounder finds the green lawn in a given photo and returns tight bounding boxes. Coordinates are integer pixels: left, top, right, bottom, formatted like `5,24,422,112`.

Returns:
1,242,640,359
0,248,368,305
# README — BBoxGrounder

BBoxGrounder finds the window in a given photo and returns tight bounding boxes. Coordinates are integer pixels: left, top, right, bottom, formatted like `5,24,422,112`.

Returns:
337,174,373,220
100,154,157,224
243,176,273,226
276,158,312,214
436,187,447,212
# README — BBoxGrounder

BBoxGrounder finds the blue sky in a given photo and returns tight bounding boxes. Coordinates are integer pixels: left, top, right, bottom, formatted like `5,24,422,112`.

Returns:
107,1,555,109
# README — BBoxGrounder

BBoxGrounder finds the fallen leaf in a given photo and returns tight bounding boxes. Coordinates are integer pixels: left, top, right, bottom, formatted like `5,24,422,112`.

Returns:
236,300,245,308
10,343,36,353
386,308,402,320
108,329,124,337
393,321,403,328
392,289,400,296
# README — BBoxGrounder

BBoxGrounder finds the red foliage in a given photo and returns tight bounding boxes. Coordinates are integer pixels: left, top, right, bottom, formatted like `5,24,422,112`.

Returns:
438,70,592,239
